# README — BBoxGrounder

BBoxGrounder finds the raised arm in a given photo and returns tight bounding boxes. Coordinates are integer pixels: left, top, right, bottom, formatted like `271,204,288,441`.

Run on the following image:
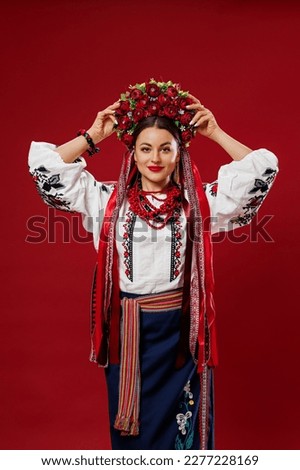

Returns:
186,94,253,161
28,101,121,250
55,101,120,163
185,94,279,234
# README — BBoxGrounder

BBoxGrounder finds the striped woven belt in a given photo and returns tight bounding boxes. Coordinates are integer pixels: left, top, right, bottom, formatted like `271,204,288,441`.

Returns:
113,288,183,436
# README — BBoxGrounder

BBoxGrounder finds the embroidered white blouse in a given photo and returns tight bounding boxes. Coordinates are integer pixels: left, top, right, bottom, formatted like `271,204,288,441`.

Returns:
28,142,279,294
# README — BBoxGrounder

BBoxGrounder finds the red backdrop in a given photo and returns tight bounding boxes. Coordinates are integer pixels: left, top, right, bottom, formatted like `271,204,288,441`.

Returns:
1,0,299,450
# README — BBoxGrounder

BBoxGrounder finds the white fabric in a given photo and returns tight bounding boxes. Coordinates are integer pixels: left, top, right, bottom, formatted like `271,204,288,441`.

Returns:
28,141,279,294
115,192,187,294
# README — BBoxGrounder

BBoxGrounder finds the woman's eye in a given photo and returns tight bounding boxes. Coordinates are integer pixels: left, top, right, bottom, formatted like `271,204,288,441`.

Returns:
141,147,150,152
162,148,171,153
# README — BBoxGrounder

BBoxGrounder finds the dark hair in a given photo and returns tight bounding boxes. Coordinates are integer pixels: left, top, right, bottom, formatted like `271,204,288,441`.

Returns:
132,116,182,148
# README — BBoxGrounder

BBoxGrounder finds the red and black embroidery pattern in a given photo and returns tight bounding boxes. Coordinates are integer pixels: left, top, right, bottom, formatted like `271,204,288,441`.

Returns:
122,210,137,281
202,181,218,197
30,165,72,212
208,182,218,197
122,206,183,283
229,167,277,226
170,207,183,281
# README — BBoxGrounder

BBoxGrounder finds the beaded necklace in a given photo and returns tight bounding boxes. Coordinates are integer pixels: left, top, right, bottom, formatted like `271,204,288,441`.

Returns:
127,179,182,230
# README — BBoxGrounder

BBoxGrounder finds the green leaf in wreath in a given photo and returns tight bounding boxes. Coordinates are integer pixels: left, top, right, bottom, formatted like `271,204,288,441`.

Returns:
134,83,146,92
129,99,136,109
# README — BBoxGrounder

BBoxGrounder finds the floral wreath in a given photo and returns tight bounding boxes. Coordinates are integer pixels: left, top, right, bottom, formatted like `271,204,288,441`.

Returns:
115,79,197,148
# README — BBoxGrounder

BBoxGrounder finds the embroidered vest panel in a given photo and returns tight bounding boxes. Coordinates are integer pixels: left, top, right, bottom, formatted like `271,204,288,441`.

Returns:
115,197,187,295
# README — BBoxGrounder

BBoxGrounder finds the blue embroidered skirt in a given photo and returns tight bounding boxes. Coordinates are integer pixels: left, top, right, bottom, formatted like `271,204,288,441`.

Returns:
104,291,215,450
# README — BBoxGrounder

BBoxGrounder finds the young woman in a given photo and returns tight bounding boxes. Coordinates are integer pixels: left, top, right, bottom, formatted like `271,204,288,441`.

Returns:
28,80,279,450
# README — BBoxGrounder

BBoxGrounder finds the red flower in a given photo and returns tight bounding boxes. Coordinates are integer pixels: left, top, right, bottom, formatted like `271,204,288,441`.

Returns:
125,269,130,276
148,102,161,115
180,112,193,126
146,83,160,97
135,94,149,108
178,97,193,109
124,251,129,258
175,232,181,239
175,251,180,258
164,105,178,119
158,93,171,106
181,129,193,143
130,88,144,100
118,115,131,130
133,108,145,122
174,269,179,277
166,86,178,98
122,133,134,147
117,100,130,115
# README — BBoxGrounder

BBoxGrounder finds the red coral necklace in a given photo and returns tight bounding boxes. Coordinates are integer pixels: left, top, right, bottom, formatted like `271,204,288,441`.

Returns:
127,179,181,230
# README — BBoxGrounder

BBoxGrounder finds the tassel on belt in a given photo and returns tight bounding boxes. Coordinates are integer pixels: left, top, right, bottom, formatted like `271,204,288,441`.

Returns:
113,288,183,436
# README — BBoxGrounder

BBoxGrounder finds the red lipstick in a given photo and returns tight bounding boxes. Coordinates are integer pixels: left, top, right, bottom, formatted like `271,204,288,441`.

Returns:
147,166,164,172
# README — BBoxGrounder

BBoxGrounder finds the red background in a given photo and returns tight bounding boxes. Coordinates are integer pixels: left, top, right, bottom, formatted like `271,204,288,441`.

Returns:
1,0,299,450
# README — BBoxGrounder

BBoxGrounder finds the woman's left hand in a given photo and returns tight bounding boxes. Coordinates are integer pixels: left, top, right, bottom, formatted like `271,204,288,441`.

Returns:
186,94,220,139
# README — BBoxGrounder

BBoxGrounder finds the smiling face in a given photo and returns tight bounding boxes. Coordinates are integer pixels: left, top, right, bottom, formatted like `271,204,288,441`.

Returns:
134,126,180,192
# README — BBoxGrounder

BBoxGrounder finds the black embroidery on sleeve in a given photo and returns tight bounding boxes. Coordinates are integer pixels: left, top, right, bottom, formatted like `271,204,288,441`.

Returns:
30,165,72,212
248,179,269,194
229,167,277,227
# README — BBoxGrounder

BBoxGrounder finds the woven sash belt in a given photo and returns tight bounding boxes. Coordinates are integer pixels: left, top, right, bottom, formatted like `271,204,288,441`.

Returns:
113,288,183,436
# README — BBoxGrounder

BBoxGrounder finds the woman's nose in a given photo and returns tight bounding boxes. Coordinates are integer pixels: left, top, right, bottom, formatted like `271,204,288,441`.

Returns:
151,150,161,163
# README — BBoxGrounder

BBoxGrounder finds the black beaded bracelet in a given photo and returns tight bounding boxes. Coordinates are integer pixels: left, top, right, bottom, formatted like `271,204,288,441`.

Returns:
77,129,100,157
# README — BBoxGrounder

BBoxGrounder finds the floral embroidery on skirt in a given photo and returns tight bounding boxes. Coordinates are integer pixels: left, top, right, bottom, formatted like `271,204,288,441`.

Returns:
175,380,195,449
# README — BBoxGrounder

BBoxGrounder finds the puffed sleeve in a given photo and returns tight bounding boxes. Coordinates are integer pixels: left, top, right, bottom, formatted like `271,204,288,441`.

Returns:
28,141,116,248
202,148,279,235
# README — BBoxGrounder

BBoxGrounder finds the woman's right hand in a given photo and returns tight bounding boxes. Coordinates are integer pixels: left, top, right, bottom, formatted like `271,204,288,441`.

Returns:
87,101,120,144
